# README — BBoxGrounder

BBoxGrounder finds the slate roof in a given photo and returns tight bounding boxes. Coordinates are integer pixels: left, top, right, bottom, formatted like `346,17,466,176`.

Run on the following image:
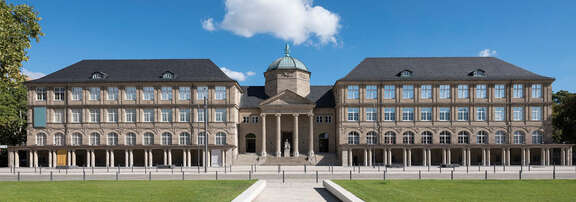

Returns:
339,57,554,82
27,59,235,83
240,86,334,108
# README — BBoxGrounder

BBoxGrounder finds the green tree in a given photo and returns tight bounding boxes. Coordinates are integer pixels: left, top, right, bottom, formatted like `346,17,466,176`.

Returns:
552,90,576,143
0,0,43,148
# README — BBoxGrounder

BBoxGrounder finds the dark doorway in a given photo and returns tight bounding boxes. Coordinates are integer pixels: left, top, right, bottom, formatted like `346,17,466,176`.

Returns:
319,133,329,153
281,132,293,156
246,134,256,153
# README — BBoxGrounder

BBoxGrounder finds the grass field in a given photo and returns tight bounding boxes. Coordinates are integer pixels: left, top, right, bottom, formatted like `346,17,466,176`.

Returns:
0,180,255,202
334,180,576,202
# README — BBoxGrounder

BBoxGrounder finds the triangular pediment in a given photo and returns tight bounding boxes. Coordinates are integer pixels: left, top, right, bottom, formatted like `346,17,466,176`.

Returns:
259,90,314,106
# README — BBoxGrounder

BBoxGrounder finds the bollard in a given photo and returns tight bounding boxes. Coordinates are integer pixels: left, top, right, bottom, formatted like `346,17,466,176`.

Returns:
282,170,285,184
358,166,361,173
403,166,405,172
349,170,352,180
466,165,469,174
428,165,430,172
419,170,421,180
92,166,94,175
118,166,120,174
17,172,20,181
197,166,200,174
493,164,496,173
553,166,556,180
478,165,480,171
277,164,280,174
485,170,488,180
503,164,506,172
316,171,319,183
249,170,252,180
331,166,334,175
116,172,119,181
149,172,152,181
132,166,134,173
304,164,307,173
383,170,386,181
254,164,257,172
172,167,174,175
182,171,185,180
378,165,380,172
83,171,86,181
440,167,442,173
519,170,522,180
450,170,454,180
50,171,53,181
66,168,68,175
216,171,218,180
39,167,42,175
107,166,109,173
529,165,531,172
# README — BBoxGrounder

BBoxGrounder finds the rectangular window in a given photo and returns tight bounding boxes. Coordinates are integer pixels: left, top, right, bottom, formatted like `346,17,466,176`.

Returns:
125,87,136,100
53,109,64,123
384,108,395,121
54,87,65,101
383,85,395,99
179,109,190,122
325,115,332,123
197,108,205,122
242,116,249,123
365,85,377,99
197,86,208,100
143,87,154,101
531,107,541,121
106,87,118,100
495,84,505,98
439,85,451,99
513,84,523,98
251,116,259,123
215,86,226,100
161,108,173,122
71,87,82,101
107,108,118,123
36,88,47,101
143,109,154,122
420,85,432,99
161,87,173,101
366,108,377,121
402,108,414,121
347,108,359,121
420,107,432,121
179,87,191,100
215,109,226,122
457,85,469,99
89,87,100,101
316,115,323,123
89,109,100,123
71,109,82,123
513,107,524,121
457,107,469,121
531,84,542,98
347,85,359,99
439,107,451,121
476,107,487,121
494,107,505,121
125,109,136,123
476,85,487,99
402,85,414,99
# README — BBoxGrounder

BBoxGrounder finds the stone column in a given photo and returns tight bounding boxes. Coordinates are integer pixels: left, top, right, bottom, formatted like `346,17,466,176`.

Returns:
125,150,129,168
442,149,447,165
521,148,526,166
187,149,192,167
367,149,372,166
407,149,412,167
110,150,115,167
261,114,267,157
561,148,566,166
388,148,393,165
383,148,387,166
482,148,486,166
427,149,432,166
183,150,187,167
403,148,407,167
48,150,53,168
130,150,134,167
67,150,71,167
33,150,38,168
526,148,531,166
422,148,427,166
501,148,506,165
73,150,77,166
348,148,353,166
276,114,282,157
91,150,95,167
506,148,511,166
467,148,471,166
8,150,14,168
149,150,154,167
293,114,299,157
364,149,368,166
487,148,491,166
341,149,348,166
308,113,314,156
28,150,33,168
462,148,467,166
106,150,110,167
168,149,172,165
144,149,149,167
447,149,451,165
15,151,19,168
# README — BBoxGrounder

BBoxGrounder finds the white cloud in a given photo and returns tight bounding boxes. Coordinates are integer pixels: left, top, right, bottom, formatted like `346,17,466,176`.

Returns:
220,67,256,81
201,18,216,31
206,0,341,45
22,68,46,79
478,49,497,57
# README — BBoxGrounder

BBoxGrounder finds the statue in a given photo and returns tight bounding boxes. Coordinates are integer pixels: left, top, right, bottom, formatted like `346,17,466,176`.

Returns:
283,139,291,157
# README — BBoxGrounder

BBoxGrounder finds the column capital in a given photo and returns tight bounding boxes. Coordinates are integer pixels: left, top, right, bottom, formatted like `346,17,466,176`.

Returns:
307,113,314,117
260,113,267,117
275,113,282,117
292,113,299,117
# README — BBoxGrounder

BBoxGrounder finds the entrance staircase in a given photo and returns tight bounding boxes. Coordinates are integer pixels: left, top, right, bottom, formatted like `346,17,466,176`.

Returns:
234,153,262,165
262,156,309,165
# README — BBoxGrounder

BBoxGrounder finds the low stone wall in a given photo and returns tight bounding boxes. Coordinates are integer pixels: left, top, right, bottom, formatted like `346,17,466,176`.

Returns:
323,179,364,202
231,180,266,202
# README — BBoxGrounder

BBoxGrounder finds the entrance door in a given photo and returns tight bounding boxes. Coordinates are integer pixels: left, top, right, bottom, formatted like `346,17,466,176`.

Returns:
245,134,256,153
211,149,221,167
57,149,67,166
281,132,293,157
319,133,329,153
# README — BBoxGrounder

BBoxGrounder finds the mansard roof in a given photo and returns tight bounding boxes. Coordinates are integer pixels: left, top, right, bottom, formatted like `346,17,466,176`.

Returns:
27,59,235,83
338,57,554,82
240,86,334,108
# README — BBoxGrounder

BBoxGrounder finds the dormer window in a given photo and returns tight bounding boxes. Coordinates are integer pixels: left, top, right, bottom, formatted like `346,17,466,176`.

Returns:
91,72,105,80
470,69,486,77
162,71,174,79
399,70,412,78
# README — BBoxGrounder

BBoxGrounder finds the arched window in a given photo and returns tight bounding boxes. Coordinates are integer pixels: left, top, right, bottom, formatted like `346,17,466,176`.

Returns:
72,133,82,146
513,131,525,144
162,132,172,145
476,131,488,144
179,132,191,145
457,131,470,144
532,131,543,144
440,131,451,144
403,131,415,144
347,132,359,144
495,131,507,144
125,133,136,145
198,132,206,145
162,71,174,79
421,131,432,144
216,132,227,145
384,131,396,144
143,132,154,145
366,131,378,144
108,132,118,145
36,133,47,146
90,132,100,146
54,133,66,146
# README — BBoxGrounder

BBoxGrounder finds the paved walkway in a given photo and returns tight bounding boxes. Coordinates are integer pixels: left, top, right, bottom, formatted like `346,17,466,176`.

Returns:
254,180,340,202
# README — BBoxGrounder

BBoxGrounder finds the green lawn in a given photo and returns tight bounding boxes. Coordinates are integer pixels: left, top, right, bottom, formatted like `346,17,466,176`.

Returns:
334,180,576,202
0,180,255,202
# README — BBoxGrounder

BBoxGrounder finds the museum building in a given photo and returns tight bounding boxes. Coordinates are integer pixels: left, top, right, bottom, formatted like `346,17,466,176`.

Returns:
7,45,573,168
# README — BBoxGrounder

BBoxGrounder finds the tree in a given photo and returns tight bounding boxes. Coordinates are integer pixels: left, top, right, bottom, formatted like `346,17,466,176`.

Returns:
552,90,576,144
0,1,43,148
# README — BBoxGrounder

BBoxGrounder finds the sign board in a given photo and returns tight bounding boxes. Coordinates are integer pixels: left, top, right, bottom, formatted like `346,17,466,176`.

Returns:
0,145,7,149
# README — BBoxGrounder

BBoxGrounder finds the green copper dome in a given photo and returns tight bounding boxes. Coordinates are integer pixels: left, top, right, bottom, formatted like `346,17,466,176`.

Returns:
267,44,309,72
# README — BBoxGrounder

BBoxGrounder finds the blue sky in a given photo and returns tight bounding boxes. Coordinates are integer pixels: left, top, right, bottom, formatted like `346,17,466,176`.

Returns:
12,0,576,92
